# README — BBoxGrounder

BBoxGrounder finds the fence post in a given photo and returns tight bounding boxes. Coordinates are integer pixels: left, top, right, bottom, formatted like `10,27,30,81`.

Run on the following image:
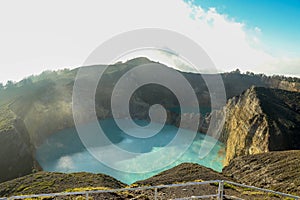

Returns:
217,180,224,200
154,188,158,200
85,192,89,200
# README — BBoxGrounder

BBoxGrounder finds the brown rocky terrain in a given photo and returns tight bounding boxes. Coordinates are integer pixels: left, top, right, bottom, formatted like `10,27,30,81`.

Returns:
136,163,229,186
2,162,298,199
223,150,300,195
134,162,300,199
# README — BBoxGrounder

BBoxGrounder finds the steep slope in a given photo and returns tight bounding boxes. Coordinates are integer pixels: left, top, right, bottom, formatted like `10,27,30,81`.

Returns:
223,150,300,195
220,86,300,166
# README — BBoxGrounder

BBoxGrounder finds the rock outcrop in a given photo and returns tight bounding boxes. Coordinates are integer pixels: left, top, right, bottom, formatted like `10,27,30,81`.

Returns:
221,86,300,166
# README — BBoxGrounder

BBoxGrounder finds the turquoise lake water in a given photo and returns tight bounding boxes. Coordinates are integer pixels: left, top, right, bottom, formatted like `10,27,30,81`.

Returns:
36,119,225,184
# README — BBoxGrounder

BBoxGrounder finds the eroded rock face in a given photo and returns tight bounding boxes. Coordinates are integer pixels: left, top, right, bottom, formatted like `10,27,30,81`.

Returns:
221,86,300,166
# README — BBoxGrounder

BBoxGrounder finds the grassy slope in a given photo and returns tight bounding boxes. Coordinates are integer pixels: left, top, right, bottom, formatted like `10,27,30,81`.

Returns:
1,163,292,200
0,171,125,197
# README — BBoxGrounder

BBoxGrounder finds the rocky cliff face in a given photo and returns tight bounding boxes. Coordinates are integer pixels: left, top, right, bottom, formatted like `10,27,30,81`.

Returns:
221,86,300,166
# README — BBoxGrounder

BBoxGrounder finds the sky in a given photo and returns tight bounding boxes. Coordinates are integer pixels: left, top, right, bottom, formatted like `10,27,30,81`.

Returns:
0,0,299,84
194,0,300,57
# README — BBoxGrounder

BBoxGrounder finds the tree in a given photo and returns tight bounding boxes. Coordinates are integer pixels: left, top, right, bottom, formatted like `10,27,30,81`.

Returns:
0,83,4,90
231,68,241,74
235,68,241,74
246,71,255,76
5,80,15,89
18,77,33,87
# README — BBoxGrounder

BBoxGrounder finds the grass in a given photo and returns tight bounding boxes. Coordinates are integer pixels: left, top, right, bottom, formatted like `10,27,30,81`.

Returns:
65,186,138,199
14,196,94,200
13,197,53,200
65,186,110,192
223,182,238,190
242,191,266,195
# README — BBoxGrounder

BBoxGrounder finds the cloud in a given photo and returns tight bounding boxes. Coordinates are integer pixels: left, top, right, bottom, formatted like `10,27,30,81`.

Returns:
0,0,299,83
178,2,275,73
116,0,278,75
259,57,300,77
118,49,217,74
254,27,262,34
57,156,74,172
